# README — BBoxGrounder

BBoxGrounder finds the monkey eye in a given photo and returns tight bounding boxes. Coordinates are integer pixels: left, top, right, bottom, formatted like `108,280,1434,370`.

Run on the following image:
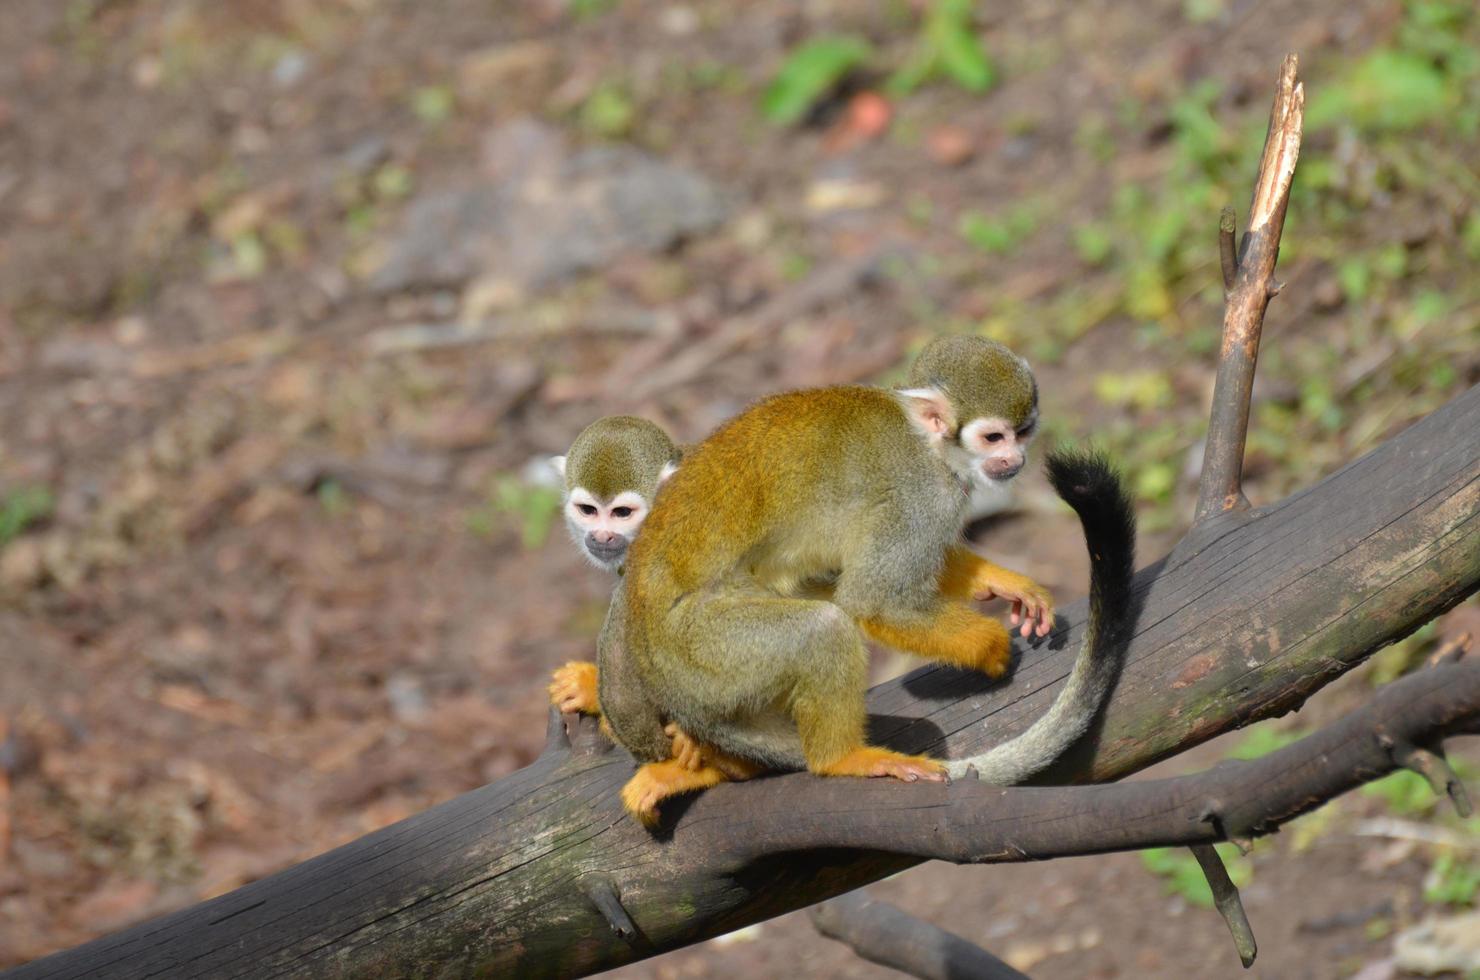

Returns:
611,506,635,519
984,432,1005,444
576,504,598,516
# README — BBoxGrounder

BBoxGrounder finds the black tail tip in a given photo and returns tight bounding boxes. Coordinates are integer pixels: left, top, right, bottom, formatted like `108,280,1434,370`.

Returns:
1044,448,1125,505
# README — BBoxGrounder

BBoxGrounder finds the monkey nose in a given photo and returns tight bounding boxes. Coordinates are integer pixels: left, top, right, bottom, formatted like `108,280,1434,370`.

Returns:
586,532,626,560
984,459,1023,480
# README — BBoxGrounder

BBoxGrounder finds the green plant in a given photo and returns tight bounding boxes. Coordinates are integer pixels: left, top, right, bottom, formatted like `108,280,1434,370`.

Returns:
958,204,1038,255
411,85,455,124
316,479,349,516
889,0,994,95
1362,769,1438,816
760,36,873,125
1424,853,1480,907
1141,843,1251,907
580,82,637,138
1225,722,1303,761
568,0,616,18
0,486,54,545
1306,50,1450,134
469,478,562,550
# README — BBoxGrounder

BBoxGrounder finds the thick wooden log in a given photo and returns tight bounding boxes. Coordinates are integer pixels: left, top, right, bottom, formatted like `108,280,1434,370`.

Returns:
10,384,1478,980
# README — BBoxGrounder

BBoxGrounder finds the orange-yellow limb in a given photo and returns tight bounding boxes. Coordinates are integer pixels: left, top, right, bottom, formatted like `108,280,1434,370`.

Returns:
812,745,947,781
939,545,1055,638
861,602,1012,678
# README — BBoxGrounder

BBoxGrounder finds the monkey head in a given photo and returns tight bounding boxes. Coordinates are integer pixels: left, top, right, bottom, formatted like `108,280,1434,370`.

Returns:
552,416,679,573
900,335,1039,498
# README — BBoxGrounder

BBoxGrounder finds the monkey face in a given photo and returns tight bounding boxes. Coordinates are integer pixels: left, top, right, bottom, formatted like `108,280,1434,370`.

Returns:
957,412,1037,484
563,488,650,572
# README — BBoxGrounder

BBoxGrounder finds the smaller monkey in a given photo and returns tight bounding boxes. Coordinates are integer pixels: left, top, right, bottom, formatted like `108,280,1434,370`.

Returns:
552,415,679,573
545,417,749,781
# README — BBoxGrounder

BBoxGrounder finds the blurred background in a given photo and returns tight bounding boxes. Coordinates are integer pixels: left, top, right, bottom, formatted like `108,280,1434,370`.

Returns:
1,0,1477,976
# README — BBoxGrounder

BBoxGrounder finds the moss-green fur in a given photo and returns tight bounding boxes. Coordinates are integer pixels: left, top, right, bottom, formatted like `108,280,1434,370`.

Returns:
565,416,680,502
907,336,1037,431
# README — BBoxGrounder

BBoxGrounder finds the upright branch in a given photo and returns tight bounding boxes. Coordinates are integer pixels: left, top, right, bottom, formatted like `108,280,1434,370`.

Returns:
1195,54,1305,522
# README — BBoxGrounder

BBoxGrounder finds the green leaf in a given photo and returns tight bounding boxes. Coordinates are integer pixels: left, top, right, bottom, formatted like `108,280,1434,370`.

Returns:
1141,844,1252,908
580,83,636,138
411,85,455,124
1226,723,1302,761
928,0,994,92
761,36,873,125
1306,50,1449,133
0,487,54,545
1424,853,1480,907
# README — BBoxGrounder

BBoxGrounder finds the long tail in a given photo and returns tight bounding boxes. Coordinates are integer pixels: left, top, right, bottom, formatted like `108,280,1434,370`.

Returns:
946,448,1137,782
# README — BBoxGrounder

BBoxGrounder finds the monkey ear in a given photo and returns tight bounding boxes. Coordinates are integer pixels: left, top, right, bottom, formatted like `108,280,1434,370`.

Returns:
550,455,566,477
658,460,678,484
897,388,955,438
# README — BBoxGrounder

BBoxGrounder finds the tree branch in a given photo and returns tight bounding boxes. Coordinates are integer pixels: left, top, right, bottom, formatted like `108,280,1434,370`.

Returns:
1195,54,1304,522
810,892,1030,980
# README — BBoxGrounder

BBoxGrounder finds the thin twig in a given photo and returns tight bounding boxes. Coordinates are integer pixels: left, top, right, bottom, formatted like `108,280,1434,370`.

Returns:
1194,55,1305,523
810,892,1030,980
1219,206,1239,290
1190,844,1258,968
1427,631,1472,668
1401,745,1473,818
542,705,570,755
583,874,639,942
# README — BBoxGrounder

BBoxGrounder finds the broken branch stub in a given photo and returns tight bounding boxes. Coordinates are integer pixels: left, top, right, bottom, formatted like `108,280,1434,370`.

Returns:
1195,54,1305,523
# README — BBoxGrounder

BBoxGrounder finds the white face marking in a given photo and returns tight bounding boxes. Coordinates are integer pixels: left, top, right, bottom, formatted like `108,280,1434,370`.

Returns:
563,487,651,572
945,415,1036,492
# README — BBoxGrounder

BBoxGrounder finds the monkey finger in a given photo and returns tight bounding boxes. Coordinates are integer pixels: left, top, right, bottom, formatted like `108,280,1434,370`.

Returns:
1009,599,1023,626
1036,606,1055,637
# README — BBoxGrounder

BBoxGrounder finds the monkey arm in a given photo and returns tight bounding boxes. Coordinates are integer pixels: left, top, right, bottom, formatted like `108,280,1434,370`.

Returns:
940,545,1054,639
858,603,1013,678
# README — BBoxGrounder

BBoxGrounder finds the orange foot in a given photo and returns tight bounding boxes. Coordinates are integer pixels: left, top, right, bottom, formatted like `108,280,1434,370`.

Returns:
814,746,948,782
662,723,764,781
548,661,600,714
621,759,727,827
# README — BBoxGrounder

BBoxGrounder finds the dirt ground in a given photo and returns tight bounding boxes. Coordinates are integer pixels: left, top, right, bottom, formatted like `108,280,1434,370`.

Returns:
1,0,1477,976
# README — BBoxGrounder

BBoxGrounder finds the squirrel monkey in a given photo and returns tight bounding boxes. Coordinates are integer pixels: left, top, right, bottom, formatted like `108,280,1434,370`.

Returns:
552,415,679,573
615,336,1136,823
545,418,754,782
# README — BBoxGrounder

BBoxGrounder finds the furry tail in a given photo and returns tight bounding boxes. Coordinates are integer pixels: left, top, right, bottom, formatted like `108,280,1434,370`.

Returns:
946,449,1137,782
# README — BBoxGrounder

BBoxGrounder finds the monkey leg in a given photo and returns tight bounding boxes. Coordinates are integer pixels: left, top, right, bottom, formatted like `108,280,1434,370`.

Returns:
548,660,600,714
570,600,753,775
859,601,1013,678
939,545,1055,639
665,592,944,783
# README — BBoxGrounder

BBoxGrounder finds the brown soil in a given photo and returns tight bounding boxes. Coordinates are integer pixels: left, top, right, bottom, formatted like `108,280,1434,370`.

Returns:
0,0,1475,976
